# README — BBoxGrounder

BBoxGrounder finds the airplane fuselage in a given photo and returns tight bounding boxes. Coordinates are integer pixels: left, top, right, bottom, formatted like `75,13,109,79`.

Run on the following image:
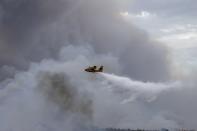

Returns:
84,66,103,73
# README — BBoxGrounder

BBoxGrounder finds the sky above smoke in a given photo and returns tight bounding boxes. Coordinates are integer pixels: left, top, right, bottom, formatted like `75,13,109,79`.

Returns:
0,0,197,130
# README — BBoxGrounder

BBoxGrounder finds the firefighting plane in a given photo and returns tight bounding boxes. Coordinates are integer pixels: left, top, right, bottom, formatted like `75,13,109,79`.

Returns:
85,66,103,73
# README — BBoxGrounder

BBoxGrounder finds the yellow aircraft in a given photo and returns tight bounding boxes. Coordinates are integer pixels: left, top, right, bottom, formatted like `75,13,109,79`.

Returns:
85,66,103,73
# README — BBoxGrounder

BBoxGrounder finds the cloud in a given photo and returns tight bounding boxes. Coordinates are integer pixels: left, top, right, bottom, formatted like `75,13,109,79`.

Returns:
158,24,197,49
135,11,156,18
129,0,197,19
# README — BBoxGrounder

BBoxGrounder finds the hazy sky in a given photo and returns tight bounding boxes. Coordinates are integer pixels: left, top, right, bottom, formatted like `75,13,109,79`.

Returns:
128,0,197,47
123,0,197,78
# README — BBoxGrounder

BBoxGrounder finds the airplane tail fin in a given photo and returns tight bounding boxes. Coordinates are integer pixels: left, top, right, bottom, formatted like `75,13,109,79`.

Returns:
99,66,104,72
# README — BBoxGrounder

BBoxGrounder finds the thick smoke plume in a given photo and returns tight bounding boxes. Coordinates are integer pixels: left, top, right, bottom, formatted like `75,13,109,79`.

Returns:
0,0,197,130
0,0,170,82
0,45,196,130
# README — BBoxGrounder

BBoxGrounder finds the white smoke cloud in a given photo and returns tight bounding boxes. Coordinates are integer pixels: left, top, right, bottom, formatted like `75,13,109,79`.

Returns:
0,0,196,130
0,45,194,130
0,45,122,131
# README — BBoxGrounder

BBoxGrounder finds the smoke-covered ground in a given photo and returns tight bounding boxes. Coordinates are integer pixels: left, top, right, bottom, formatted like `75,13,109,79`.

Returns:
0,0,197,130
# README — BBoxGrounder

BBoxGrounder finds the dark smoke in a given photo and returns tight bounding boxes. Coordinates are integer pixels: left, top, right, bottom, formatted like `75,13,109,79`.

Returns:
37,71,93,120
0,0,170,82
